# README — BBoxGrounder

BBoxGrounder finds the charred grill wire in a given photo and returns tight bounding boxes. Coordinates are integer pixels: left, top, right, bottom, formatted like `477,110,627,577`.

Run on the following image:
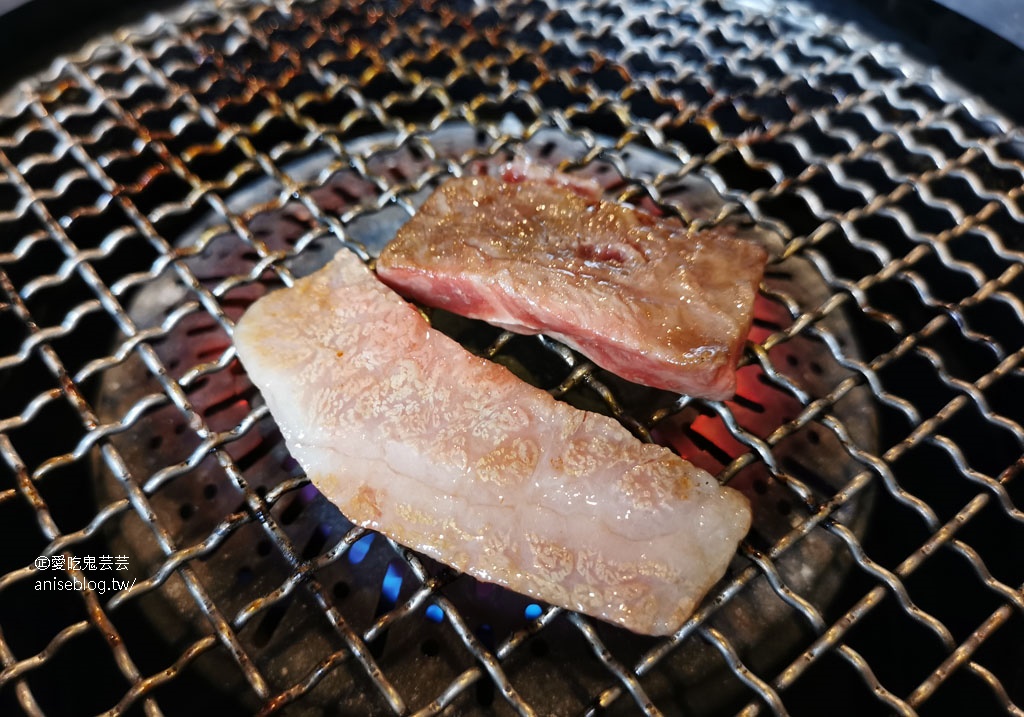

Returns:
0,0,1023,715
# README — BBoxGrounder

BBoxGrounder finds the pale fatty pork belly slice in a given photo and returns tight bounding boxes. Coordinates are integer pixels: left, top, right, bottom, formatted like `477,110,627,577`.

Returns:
375,166,769,400
233,248,751,636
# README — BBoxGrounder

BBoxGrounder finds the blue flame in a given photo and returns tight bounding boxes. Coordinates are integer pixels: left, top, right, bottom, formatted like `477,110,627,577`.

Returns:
524,603,542,620
381,562,403,604
348,534,374,564
425,604,444,622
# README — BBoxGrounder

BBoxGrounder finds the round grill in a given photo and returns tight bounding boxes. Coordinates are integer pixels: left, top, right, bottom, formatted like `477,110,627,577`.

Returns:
1,0,1022,715
90,123,878,715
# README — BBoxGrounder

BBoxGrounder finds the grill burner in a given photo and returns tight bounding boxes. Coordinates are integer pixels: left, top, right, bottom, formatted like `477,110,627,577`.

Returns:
1,0,1023,715
93,124,877,714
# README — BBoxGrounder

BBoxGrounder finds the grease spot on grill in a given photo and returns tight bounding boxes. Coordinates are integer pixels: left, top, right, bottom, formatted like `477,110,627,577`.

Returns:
420,638,440,656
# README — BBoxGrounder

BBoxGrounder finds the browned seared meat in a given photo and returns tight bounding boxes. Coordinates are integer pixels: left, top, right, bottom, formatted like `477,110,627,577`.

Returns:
376,166,768,400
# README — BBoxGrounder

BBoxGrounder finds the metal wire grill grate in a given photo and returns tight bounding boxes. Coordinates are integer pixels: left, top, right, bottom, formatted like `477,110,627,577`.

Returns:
1,0,1023,715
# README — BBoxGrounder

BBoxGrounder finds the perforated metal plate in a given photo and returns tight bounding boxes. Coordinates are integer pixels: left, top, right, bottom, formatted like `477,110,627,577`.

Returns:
1,0,1023,715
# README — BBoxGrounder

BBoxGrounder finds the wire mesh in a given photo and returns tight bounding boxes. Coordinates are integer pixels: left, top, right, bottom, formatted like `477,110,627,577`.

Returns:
0,0,1022,715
